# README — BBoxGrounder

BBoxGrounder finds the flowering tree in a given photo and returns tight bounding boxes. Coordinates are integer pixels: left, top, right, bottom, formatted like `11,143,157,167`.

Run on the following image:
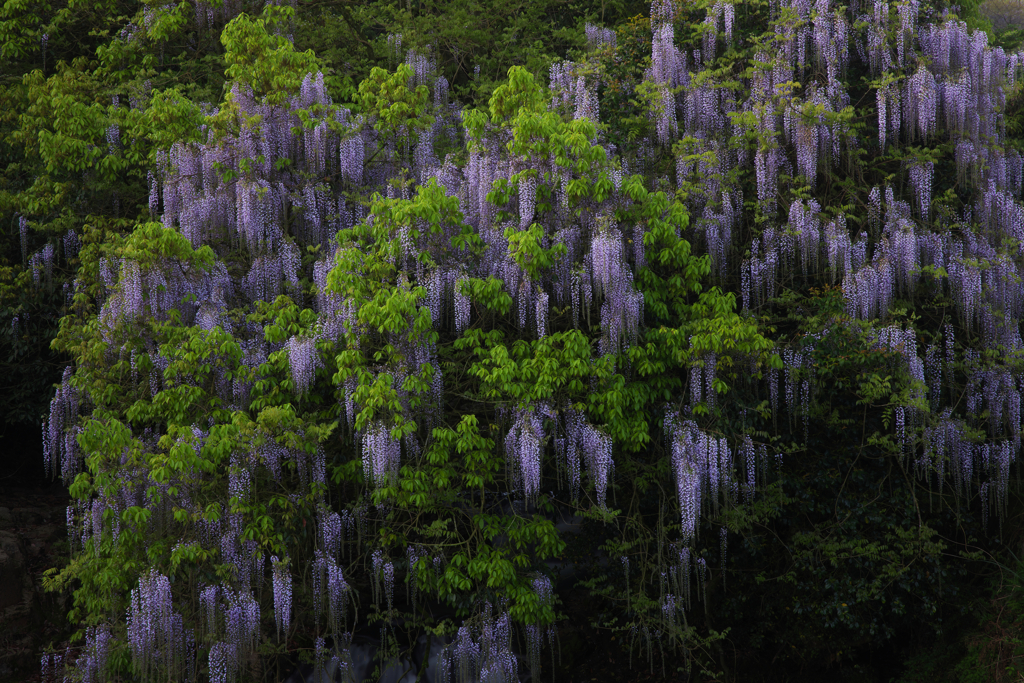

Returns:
33,3,780,680
15,0,1024,680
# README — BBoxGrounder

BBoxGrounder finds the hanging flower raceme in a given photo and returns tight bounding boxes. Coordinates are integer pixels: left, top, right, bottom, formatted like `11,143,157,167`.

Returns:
506,406,544,504
665,413,739,540
287,335,321,395
560,408,615,508
362,420,402,489
127,569,196,682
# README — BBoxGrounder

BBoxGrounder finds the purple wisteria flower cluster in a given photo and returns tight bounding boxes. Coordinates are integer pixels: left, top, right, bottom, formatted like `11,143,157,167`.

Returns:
127,569,196,682
506,407,545,505
436,605,522,683
665,413,752,540
558,408,615,508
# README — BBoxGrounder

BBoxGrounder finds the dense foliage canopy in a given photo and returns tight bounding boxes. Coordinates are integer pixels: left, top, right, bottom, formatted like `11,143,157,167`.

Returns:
6,0,1024,681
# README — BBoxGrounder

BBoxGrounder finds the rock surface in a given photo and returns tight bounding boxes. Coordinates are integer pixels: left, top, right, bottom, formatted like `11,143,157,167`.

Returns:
0,485,73,683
